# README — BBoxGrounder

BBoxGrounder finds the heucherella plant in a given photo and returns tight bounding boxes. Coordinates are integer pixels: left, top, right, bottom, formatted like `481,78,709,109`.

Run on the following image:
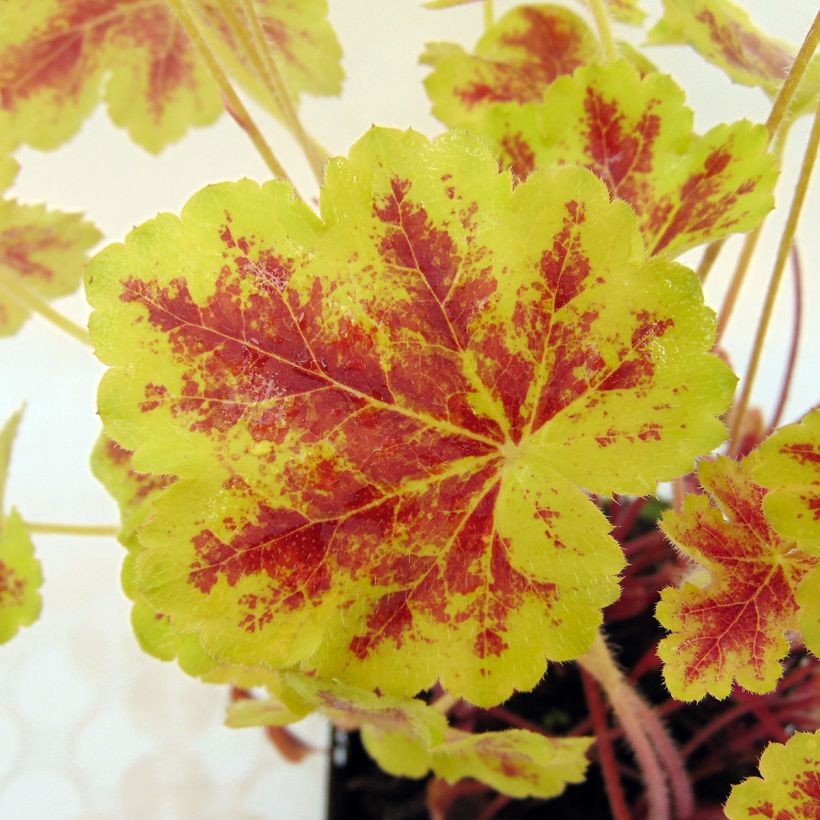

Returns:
0,0,818,817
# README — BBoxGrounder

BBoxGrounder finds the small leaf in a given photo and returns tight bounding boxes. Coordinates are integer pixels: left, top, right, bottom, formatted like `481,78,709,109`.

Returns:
422,4,601,129
0,509,42,644
87,127,734,707
0,193,101,337
753,409,820,554
229,671,592,798
364,725,592,799
657,456,817,700
724,729,820,820
648,0,820,120
0,0,342,153
470,60,776,256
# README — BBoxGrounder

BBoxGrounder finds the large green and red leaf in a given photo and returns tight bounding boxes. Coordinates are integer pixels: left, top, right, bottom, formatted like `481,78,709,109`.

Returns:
657,456,817,700
648,0,820,120
468,60,776,257
0,0,342,152
0,192,101,337
87,127,734,706
422,4,601,129
724,729,820,819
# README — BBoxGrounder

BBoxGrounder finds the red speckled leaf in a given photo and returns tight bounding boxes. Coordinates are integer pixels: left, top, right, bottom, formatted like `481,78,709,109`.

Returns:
422,4,601,130
0,0,342,152
87,127,734,707
649,0,820,121
725,729,820,820
0,183,101,337
657,456,817,700
472,60,776,257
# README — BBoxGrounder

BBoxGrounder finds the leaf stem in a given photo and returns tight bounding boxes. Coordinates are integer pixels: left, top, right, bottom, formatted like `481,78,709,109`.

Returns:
166,0,294,186
221,0,328,184
769,243,803,429
483,0,494,31
696,238,725,283
728,104,820,456
580,668,631,820
588,0,617,63
766,11,820,140
0,268,90,345
715,129,788,343
578,633,671,820
24,521,119,536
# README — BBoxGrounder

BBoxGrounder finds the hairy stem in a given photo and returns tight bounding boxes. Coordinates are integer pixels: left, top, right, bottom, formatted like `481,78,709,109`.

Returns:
221,0,327,184
588,0,617,62
769,244,803,429
0,269,90,346
580,668,631,820
166,0,294,186
729,104,819,456
24,521,119,536
578,634,671,820
628,689,694,819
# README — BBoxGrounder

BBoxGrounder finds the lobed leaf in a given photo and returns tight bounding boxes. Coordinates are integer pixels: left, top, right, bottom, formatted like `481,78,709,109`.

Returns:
422,4,601,129
0,183,101,337
0,0,342,153
753,409,820,555
0,510,42,644
657,456,817,700
87,127,734,707
648,0,820,121
91,434,280,687
468,60,776,256
364,725,592,799
228,671,592,798
724,729,820,820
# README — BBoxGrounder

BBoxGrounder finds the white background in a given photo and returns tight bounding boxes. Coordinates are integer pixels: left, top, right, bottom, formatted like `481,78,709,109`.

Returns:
0,1,817,818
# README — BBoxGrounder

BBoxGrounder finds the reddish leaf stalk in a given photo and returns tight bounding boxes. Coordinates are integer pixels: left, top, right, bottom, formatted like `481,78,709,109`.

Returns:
612,496,650,542
769,244,803,429
578,634,671,820
729,104,820,456
627,690,694,819
580,668,631,820
166,0,294,187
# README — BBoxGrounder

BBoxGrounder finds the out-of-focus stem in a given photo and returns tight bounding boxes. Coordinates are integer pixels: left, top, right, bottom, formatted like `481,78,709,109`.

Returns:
167,0,294,186
228,0,328,184
729,105,819,456
0,268,90,346
24,521,119,536
769,244,803,430
483,0,494,30
588,0,617,62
